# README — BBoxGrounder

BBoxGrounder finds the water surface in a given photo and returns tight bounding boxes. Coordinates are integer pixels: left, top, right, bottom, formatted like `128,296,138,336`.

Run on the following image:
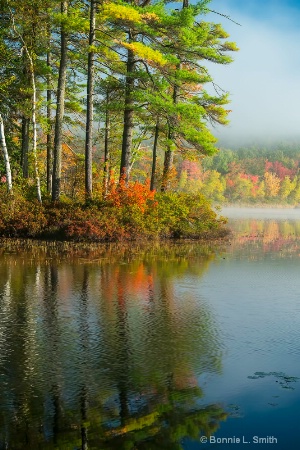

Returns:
0,211,300,449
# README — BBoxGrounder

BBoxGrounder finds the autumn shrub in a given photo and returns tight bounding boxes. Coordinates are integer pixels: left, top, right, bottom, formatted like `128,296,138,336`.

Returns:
0,188,47,237
0,182,228,242
103,177,159,238
154,192,227,239
59,206,126,242
106,176,155,211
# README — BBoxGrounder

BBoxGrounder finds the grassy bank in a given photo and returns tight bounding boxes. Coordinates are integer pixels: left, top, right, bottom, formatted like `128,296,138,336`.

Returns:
0,184,228,242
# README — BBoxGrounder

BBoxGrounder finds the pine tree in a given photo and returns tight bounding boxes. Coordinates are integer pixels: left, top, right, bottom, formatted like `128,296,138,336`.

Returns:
158,1,238,189
52,0,69,201
85,0,96,200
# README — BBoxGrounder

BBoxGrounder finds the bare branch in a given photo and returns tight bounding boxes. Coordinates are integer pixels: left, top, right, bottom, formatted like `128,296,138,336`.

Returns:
206,9,241,26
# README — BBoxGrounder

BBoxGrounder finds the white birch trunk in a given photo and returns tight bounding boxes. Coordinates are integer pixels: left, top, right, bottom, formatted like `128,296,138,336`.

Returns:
10,11,42,203
0,114,13,192
30,65,42,203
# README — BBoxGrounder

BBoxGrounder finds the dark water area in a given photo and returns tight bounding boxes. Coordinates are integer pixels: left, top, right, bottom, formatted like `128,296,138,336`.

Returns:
1,211,300,449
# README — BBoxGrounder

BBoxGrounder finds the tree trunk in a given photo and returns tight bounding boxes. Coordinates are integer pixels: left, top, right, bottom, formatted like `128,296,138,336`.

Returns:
103,95,110,196
52,0,68,201
47,28,53,194
161,142,174,192
31,60,42,203
161,0,188,191
23,49,42,202
21,117,30,178
120,38,135,183
11,13,41,201
20,40,31,179
0,114,13,192
85,0,96,200
161,66,180,192
150,121,159,191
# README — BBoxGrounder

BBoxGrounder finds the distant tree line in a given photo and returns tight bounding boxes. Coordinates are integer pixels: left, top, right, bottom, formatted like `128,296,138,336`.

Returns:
177,145,300,204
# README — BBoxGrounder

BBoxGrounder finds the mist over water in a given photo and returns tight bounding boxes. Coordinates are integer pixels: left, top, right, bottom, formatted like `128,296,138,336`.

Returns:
206,0,300,147
221,207,300,220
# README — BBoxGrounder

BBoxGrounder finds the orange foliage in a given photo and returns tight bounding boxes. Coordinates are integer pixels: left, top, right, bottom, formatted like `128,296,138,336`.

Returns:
107,175,156,213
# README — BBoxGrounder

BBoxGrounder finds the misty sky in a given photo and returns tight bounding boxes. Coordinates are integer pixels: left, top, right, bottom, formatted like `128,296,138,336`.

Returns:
205,0,300,146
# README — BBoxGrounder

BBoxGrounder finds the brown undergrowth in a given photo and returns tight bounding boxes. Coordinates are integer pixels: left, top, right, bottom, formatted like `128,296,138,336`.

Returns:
0,181,228,243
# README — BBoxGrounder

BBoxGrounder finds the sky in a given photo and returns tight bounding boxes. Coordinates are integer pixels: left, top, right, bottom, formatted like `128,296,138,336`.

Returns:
204,0,300,147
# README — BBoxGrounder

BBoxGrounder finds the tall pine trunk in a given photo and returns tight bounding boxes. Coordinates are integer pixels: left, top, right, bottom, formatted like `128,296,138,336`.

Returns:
161,138,174,192
103,94,110,196
21,47,30,179
52,0,68,201
150,121,159,192
161,0,188,191
120,36,135,183
0,114,13,192
161,81,178,192
47,26,53,194
85,0,96,200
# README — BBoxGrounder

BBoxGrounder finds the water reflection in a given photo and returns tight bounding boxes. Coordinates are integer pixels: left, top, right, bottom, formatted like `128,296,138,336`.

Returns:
0,247,226,449
228,218,300,257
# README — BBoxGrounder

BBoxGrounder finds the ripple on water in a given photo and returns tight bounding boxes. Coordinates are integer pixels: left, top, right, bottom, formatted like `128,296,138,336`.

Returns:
0,228,300,448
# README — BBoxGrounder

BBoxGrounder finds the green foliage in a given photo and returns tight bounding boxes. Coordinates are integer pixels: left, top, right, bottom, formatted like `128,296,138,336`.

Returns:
0,187,46,237
0,0,238,222
201,170,226,202
154,192,227,239
199,145,300,204
0,184,227,242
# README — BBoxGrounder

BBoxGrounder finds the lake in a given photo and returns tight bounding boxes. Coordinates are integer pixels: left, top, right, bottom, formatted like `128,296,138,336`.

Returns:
0,209,300,449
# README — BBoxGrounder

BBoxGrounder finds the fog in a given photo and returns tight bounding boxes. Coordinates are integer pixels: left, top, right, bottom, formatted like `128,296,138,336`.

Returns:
220,206,300,220
205,0,300,147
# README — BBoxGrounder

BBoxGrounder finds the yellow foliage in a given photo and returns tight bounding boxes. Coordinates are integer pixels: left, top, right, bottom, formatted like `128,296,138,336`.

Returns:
264,172,280,197
102,3,142,23
120,41,167,66
141,12,160,22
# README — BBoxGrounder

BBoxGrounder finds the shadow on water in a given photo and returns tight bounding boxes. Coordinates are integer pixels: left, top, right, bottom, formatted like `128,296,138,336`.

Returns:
0,243,228,449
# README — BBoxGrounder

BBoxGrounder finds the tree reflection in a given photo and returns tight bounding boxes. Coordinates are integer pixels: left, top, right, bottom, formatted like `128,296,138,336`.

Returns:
0,248,227,449
229,218,300,257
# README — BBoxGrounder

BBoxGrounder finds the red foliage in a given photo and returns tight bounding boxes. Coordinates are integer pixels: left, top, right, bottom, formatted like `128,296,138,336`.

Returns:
226,178,235,188
181,161,202,180
239,173,259,184
265,160,273,172
239,173,260,195
265,160,297,180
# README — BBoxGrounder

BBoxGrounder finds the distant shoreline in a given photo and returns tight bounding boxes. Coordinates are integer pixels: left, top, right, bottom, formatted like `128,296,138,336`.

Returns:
220,204,297,209
220,205,300,220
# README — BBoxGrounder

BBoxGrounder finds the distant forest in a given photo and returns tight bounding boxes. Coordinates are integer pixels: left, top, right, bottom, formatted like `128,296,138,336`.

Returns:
175,144,300,204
